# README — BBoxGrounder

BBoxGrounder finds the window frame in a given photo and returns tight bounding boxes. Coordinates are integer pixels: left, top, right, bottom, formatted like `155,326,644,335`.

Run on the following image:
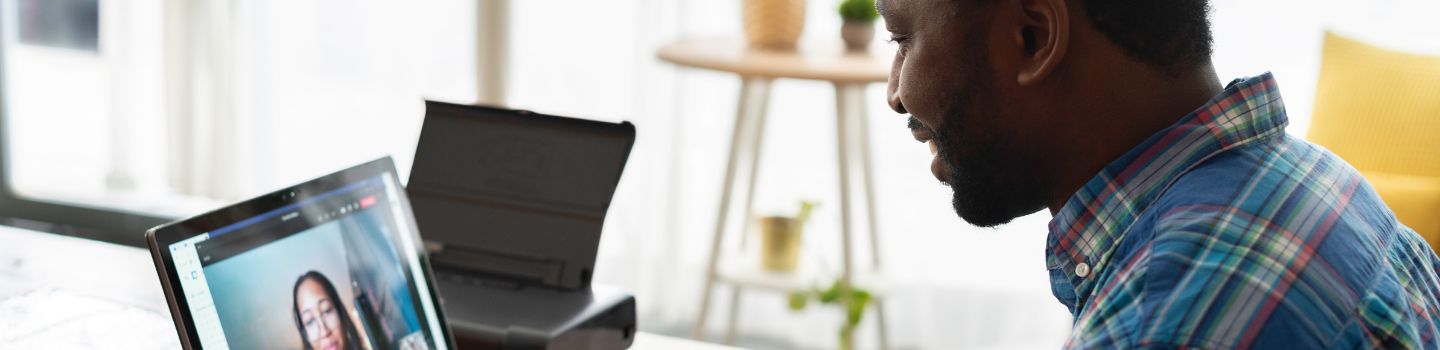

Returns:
0,0,509,247
0,3,172,247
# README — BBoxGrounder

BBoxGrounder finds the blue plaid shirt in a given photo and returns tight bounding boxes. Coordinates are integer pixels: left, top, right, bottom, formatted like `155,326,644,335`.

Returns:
1048,73,1440,349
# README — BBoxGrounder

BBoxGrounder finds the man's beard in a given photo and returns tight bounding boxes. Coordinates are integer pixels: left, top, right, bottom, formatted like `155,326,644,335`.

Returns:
929,35,1024,228
932,114,1015,228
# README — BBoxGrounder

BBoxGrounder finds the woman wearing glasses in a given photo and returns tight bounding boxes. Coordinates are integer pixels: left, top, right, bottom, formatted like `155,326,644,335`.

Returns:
292,271,363,350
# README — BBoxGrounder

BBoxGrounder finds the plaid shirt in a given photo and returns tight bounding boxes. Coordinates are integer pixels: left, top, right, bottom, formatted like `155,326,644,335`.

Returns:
1048,73,1440,349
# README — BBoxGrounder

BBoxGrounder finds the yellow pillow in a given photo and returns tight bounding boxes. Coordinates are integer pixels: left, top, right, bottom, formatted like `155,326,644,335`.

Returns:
1308,32,1440,178
1307,32,1440,245
1365,173,1440,249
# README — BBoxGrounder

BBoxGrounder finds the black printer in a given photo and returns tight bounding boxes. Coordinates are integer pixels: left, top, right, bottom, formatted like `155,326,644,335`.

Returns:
407,101,637,350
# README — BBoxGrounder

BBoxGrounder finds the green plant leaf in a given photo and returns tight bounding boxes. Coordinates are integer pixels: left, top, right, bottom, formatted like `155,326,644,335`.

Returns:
846,294,868,326
787,291,809,311
786,278,873,349
853,289,871,304
819,282,841,304
795,200,818,228
838,0,879,22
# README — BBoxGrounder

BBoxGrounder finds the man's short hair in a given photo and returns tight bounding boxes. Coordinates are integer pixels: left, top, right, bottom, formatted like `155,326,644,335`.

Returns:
1081,0,1213,75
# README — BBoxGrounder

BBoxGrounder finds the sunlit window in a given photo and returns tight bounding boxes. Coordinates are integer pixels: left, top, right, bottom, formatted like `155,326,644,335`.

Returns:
1,0,476,217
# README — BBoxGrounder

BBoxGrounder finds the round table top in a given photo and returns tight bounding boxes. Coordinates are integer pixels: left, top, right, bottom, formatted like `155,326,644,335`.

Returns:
657,37,892,83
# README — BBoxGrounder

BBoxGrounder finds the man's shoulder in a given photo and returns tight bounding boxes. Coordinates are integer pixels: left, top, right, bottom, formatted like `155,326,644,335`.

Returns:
1146,133,1391,236
1116,134,1440,348
1137,133,1397,290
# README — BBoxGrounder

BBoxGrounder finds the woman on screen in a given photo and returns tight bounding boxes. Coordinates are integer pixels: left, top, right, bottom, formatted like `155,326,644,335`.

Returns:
292,271,363,350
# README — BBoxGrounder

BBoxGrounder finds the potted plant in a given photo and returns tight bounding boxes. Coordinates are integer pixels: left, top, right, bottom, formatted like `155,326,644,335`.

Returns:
744,0,807,50
788,279,873,350
759,201,818,272
838,0,879,51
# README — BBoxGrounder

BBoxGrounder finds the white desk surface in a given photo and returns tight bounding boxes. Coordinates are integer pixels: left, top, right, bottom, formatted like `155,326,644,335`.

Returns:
633,333,745,350
0,225,740,350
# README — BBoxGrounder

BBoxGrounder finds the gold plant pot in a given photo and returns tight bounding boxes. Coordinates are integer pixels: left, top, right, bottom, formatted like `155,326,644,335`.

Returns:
760,216,803,272
743,0,806,50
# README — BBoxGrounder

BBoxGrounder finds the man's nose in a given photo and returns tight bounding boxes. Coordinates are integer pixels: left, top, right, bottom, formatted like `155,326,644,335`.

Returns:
887,85,907,114
886,52,907,114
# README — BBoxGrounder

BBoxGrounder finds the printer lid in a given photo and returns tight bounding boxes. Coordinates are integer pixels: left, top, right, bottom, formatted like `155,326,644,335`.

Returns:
408,101,635,289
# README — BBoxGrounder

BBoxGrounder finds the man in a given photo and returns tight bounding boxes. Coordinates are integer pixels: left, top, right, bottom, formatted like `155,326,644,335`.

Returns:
876,0,1440,348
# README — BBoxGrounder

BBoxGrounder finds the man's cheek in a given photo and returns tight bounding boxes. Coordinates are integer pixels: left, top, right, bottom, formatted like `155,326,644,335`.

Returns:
899,65,939,114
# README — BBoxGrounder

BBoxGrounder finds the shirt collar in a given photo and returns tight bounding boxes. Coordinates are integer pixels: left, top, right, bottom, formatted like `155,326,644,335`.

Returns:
1045,73,1289,311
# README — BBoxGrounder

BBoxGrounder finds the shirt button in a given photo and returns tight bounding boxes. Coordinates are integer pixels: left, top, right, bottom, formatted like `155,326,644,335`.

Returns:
1075,262,1091,278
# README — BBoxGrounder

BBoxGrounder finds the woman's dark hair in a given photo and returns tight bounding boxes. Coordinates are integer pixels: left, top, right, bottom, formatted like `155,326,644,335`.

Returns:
292,271,363,350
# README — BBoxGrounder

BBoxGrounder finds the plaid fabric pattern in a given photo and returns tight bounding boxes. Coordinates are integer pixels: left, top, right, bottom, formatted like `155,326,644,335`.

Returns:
1047,73,1440,349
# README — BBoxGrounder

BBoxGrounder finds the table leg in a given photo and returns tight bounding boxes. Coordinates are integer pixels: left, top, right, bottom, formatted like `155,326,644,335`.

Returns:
874,298,891,350
694,77,768,340
838,82,890,350
724,285,744,345
850,85,883,270
833,82,858,349
738,79,773,250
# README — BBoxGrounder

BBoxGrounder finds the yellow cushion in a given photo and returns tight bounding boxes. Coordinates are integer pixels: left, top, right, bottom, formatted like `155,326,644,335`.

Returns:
1307,32,1440,250
1307,32,1440,178
1365,172,1440,248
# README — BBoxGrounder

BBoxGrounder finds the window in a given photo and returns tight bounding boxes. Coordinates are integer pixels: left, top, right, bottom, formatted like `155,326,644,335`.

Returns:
0,0,479,244
17,0,98,51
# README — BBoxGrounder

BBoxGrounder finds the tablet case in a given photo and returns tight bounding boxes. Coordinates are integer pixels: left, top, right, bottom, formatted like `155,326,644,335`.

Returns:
407,101,635,289
408,101,638,349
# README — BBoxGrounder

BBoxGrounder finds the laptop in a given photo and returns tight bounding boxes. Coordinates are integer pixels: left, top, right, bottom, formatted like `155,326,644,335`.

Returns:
146,157,454,350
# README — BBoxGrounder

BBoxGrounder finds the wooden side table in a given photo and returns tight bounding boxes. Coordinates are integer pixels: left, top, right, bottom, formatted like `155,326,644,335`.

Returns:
658,37,892,349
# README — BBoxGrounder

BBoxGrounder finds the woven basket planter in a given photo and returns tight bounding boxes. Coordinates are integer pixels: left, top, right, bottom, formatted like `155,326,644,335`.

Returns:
743,0,806,50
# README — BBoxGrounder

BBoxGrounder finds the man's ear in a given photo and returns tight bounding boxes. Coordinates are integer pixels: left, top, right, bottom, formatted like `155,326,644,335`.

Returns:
1014,0,1069,86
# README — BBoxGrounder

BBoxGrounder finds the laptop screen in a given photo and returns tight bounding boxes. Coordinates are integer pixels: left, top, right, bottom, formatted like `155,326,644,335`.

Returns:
162,170,448,350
